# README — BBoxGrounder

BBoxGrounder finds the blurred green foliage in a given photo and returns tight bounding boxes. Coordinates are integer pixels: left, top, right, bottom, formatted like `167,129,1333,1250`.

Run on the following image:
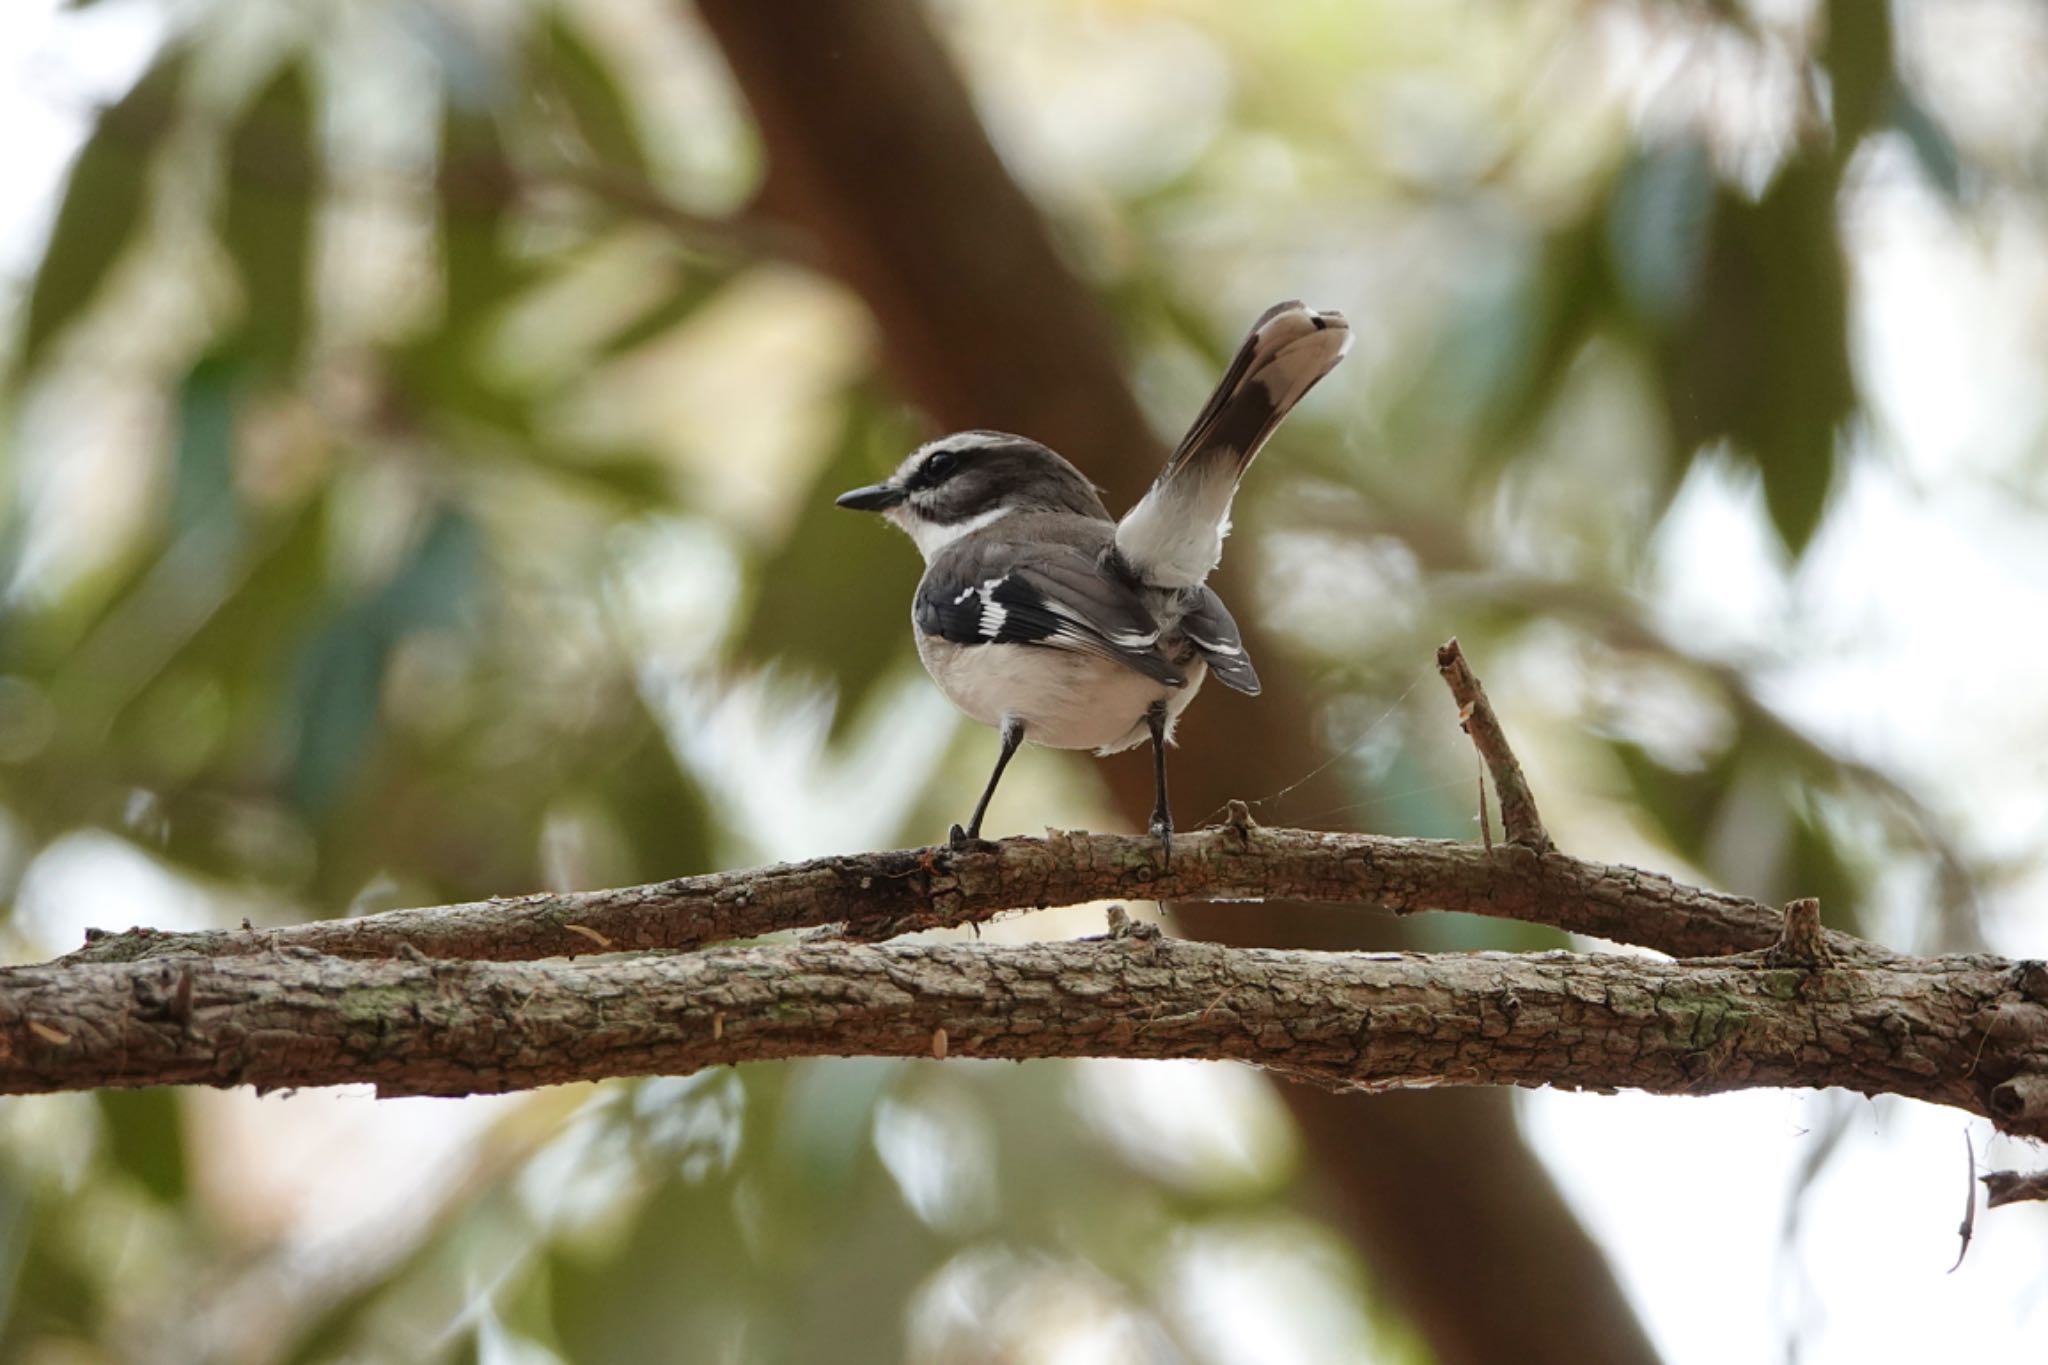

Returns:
17,48,182,375
0,0,2020,1360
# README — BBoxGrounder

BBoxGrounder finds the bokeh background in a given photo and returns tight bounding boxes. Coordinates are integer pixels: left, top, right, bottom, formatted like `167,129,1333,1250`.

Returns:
4,0,2048,1361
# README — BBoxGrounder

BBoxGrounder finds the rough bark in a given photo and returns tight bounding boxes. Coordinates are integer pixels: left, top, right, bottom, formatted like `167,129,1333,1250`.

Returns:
66,823,1882,968
9,937,2046,1131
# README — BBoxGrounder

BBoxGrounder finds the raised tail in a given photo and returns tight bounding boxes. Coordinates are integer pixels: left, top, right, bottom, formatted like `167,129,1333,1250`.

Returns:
1115,300,1350,589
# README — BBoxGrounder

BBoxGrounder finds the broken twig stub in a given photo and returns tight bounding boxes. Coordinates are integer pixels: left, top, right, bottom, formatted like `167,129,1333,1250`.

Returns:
1436,638,1551,853
1980,1168,2048,1208
1764,898,1834,970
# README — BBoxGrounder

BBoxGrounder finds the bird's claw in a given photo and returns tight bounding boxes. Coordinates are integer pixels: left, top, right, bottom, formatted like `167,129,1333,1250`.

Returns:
947,823,975,849
1149,815,1173,862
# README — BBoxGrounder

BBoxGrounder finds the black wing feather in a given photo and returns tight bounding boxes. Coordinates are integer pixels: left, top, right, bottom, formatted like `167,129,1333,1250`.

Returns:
1179,586,1260,695
916,541,1185,687
914,573,1055,647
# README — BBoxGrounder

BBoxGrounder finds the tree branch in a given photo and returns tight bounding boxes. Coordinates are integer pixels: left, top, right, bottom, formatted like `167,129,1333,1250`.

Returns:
8,936,2046,1135
63,825,1885,969
15,639,2046,1232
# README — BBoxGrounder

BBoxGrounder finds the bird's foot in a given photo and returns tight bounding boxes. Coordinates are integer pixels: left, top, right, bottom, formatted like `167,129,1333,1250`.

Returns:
1148,813,1173,862
947,822,979,850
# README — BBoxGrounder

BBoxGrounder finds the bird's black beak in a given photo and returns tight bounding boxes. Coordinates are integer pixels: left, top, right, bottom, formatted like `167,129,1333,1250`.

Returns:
835,483,906,512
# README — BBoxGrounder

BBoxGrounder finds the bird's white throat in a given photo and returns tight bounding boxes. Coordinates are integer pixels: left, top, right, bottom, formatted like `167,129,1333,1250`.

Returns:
892,504,1013,561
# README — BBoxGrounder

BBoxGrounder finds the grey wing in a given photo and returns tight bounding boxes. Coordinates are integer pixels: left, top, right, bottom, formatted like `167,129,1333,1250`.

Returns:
915,540,1186,687
1179,586,1260,695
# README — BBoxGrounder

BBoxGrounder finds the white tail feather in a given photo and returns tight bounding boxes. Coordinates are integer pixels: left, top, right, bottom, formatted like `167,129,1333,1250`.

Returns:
1116,301,1351,588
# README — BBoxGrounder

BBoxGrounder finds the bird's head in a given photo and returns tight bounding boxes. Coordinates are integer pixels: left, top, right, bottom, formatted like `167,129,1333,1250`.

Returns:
835,431,1111,559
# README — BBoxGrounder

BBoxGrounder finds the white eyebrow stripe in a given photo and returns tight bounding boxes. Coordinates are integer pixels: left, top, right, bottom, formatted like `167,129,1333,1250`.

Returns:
916,431,1019,456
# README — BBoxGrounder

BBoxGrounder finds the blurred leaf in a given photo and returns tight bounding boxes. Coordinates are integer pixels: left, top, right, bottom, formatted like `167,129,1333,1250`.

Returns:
171,350,242,536
1656,159,1852,554
388,98,539,439
148,497,327,743
528,443,679,506
540,14,649,175
3,501,323,859
770,1059,900,1212
492,1256,563,1356
277,1182,513,1365
289,510,483,815
0,1169,29,1336
1731,165,1852,553
438,104,526,326
94,1088,188,1203
598,269,733,358
390,342,540,438
221,62,322,374
604,703,715,879
1425,212,1605,471
1605,137,1715,327
0,1183,100,1349
1490,219,1604,450
289,609,387,816
18,49,184,373
556,1065,943,1361
35,353,250,757
1892,89,1964,203
376,511,485,637
738,391,923,732
549,1175,760,1364
1784,808,1863,935
1823,0,1893,149
1611,738,1739,867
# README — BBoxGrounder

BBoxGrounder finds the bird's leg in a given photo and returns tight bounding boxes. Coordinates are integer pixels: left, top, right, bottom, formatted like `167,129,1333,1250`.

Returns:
950,716,1026,847
1145,700,1172,860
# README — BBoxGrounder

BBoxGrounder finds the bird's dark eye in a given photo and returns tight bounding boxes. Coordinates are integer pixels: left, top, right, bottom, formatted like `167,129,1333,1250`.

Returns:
922,450,959,482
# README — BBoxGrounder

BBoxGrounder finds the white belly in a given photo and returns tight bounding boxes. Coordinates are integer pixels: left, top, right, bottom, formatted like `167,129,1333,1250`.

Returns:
916,635,1207,753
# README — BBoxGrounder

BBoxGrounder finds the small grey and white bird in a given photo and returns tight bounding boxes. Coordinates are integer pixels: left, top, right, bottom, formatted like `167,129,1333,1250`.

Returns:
836,300,1351,852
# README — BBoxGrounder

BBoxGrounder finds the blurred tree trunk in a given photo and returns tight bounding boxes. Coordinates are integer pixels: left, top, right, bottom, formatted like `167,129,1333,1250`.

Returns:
692,2,1661,1361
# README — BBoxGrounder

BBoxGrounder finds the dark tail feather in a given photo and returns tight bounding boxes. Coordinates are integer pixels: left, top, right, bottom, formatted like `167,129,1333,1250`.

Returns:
1116,301,1350,588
